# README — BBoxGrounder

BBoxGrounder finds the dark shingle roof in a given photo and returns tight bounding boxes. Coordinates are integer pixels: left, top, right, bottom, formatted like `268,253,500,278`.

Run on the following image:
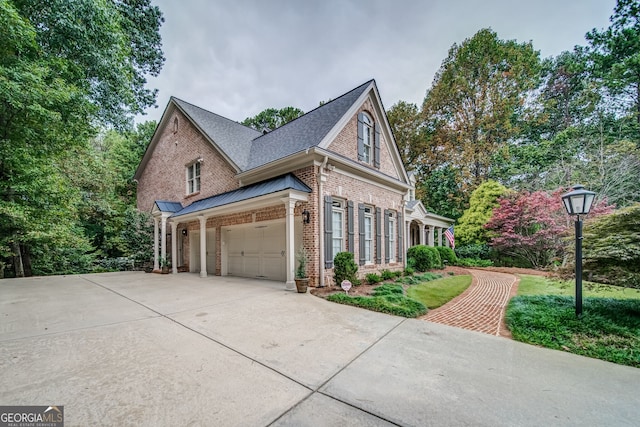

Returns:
172,173,311,218
154,201,183,213
243,80,373,170
406,200,420,210
173,98,262,171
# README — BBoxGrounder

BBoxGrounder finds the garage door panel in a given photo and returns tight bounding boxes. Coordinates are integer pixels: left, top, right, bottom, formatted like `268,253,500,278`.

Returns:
225,222,286,281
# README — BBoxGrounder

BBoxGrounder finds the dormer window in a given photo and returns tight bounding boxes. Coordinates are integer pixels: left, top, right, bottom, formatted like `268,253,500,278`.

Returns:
186,161,201,194
357,111,380,168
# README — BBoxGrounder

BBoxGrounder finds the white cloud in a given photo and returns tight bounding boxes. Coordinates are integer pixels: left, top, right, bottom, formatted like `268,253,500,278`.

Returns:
138,0,616,124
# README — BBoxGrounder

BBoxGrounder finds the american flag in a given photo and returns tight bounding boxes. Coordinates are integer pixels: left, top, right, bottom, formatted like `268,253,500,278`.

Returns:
444,226,455,249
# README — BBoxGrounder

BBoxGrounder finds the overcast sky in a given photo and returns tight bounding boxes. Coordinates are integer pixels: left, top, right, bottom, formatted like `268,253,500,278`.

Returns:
139,0,616,125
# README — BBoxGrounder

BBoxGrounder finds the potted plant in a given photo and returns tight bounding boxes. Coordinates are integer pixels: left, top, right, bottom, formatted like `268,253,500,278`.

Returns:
160,256,171,274
294,247,309,293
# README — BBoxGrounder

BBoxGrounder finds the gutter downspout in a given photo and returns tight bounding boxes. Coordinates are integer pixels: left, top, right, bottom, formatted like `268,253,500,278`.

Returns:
318,156,329,287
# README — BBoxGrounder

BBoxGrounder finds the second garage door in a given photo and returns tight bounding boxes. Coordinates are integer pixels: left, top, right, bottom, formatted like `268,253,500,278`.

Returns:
226,222,286,281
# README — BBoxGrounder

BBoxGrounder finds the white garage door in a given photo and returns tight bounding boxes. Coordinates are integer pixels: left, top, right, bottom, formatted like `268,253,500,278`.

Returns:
227,222,286,281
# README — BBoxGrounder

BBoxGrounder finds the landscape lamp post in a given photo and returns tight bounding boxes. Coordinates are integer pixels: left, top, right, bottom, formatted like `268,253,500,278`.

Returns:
561,185,596,317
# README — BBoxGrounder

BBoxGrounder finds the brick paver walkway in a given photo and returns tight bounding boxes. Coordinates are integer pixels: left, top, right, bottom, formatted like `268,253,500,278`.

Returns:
424,269,518,337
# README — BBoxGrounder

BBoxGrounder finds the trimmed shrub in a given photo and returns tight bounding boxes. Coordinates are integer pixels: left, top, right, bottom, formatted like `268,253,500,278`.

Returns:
456,257,493,267
455,243,491,260
407,245,442,271
366,273,382,284
404,266,415,276
381,269,396,281
436,246,457,264
334,252,359,286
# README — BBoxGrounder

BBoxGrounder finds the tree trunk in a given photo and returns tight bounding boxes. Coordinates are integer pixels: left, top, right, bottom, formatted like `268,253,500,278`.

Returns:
21,244,33,277
11,240,25,278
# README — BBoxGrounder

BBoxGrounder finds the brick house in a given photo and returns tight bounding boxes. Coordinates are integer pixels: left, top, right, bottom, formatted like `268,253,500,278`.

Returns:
134,80,453,289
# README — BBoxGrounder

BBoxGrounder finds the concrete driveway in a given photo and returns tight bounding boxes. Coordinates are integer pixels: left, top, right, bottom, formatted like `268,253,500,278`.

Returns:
1,272,638,426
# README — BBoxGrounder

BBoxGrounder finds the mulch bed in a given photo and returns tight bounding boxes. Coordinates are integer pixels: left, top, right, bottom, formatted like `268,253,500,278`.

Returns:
310,266,472,298
309,266,549,299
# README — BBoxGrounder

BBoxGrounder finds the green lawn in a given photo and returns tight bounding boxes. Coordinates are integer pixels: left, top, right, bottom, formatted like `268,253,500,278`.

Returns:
517,275,640,299
507,275,640,368
406,275,472,309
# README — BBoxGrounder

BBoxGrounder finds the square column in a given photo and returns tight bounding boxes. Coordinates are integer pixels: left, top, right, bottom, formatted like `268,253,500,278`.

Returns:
437,227,443,246
171,221,178,274
283,198,296,291
199,215,207,278
427,226,435,247
153,217,159,270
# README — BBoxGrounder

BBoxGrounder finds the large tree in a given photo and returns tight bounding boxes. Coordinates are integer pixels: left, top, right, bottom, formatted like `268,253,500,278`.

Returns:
242,106,304,132
587,0,640,123
421,28,541,190
0,0,164,277
455,180,508,246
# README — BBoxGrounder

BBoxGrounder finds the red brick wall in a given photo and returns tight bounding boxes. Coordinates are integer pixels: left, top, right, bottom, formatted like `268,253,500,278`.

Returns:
322,169,406,285
327,98,400,180
137,108,239,213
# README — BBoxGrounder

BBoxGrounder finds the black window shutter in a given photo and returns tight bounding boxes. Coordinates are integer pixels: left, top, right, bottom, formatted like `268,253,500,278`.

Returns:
375,208,382,264
358,203,365,266
397,211,404,262
324,195,333,268
357,112,365,161
384,210,390,263
374,123,381,168
347,201,354,253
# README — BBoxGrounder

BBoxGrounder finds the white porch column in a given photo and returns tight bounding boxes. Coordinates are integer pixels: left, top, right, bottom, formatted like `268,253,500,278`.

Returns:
418,224,424,245
437,227,443,246
199,215,207,278
171,221,178,274
427,226,435,247
160,215,168,264
283,198,296,291
153,217,159,270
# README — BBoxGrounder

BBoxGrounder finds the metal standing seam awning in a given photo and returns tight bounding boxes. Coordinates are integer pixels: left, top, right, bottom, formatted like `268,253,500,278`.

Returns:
169,173,312,221
152,173,312,288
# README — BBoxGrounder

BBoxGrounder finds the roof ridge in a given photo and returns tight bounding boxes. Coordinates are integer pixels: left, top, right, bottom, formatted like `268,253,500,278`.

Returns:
172,97,260,134
251,79,374,141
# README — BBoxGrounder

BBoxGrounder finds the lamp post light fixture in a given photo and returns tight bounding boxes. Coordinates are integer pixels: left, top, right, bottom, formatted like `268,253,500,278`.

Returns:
561,185,596,317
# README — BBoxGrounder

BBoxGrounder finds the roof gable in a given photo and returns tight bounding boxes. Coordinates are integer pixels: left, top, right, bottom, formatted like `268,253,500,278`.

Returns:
243,80,373,171
172,98,262,171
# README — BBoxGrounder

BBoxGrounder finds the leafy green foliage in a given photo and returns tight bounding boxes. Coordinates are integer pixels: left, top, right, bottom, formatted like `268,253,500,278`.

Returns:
422,28,541,188
387,101,422,167
455,258,493,267
407,245,442,271
587,0,640,122
506,295,640,367
435,247,457,264
0,0,164,277
456,180,508,245
242,106,304,131
455,244,492,260
365,273,382,285
327,285,427,318
333,252,359,286
583,204,640,288
396,272,443,285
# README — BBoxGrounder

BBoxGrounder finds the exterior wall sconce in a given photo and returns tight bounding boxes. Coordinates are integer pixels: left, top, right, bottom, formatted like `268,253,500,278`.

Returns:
302,209,310,224
181,229,188,236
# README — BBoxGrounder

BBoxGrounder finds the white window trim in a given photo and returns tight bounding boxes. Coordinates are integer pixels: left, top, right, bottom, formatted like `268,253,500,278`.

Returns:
332,200,345,259
186,162,201,195
364,206,374,264
389,216,396,263
362,113,372,164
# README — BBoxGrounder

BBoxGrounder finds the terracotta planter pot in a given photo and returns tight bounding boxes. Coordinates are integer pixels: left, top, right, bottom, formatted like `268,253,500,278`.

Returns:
294,278,309,293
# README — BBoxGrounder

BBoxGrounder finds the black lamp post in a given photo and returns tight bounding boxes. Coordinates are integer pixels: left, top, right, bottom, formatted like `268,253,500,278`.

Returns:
561,185,596,317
